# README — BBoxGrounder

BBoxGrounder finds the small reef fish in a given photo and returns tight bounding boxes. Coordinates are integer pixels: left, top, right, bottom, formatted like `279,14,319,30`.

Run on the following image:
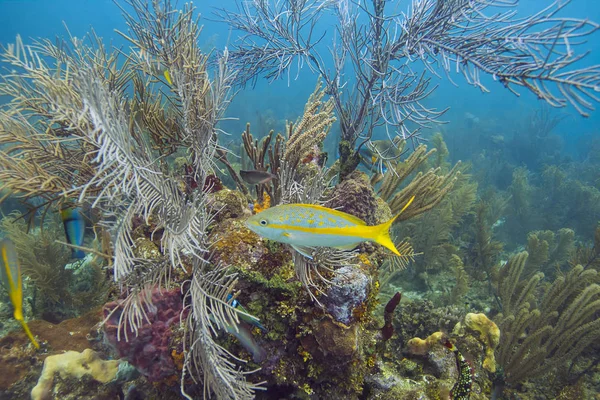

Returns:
163,69,173,85
210,315,267,363
358,139,401,175
227,294,268,332
444,339,473,400
0,239,39,349
137,47,174,85
60,207,86,259
245,196,415,258
240,170,278,185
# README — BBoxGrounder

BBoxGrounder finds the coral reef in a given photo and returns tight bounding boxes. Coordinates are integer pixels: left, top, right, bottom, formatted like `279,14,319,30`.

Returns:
324,266,369,325
103,288,187,382
327,171,379,225
0,0,599,399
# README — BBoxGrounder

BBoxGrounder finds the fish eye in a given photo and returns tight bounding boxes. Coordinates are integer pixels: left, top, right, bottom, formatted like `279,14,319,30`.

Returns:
260,219,268,226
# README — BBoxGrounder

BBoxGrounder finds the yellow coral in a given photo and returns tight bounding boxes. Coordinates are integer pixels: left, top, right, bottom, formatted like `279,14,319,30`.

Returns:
253,193,271,214
407,331,444,355
357,253,372,266
300,382,314,395
298,346,312,362
171,349,185,371
465,312,500,372
31,349,120,400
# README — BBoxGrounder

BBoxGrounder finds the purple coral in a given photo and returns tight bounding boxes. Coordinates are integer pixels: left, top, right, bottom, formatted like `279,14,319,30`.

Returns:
103,288,187,382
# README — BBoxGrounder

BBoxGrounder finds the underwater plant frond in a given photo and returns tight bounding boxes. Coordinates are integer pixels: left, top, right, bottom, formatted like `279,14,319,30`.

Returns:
377,141,465,222
292,249,354,306
495,252,600,384
496,252,536,318
79,74,161,203
401,0,600,117
0,31,131,219
447,255,469,305
470,201,503,273
389,163,461,220
525,228,575,279
241,125,281,202
283,79,335,170
384,240,416,272
182,258,264,400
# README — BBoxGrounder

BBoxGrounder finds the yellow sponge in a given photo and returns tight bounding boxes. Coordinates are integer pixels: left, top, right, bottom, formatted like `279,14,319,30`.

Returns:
31,349,120,400
465,312,500,372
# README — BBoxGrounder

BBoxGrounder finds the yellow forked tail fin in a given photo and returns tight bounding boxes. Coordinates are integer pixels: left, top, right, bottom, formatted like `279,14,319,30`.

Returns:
18,318,39,349
373,196,415,256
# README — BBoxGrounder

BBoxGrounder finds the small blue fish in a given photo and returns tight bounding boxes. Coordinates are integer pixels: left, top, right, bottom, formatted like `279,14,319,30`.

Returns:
60,207,85,259
227,294,268,332
0,239,39,348
210,315,267,363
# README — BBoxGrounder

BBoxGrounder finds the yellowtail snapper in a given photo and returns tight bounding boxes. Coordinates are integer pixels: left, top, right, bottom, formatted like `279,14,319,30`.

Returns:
60,207,86,259
245,196,415,258
0,239,39,348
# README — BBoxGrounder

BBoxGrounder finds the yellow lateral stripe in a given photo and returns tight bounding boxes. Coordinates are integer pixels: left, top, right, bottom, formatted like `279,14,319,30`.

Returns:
285,204,366,225
271,223,378,238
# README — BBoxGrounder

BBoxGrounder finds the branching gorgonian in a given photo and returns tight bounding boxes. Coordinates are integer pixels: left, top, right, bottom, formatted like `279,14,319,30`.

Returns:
0,0,260,398
218,0,600,178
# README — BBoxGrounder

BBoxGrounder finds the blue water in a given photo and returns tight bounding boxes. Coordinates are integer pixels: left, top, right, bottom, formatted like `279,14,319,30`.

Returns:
2,0,599,159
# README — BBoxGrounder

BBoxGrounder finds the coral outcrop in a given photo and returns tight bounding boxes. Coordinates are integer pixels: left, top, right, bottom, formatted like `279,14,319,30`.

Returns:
325,266,369,325
327,171,379,225
103,288,187,382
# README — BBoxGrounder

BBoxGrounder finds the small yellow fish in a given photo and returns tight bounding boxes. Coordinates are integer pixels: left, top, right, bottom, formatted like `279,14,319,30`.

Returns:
0,239,39,348
163,69,173,85
246,197,415,258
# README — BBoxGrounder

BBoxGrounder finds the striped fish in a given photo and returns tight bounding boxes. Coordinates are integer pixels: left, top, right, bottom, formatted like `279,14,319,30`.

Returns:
227,294,267,332
0,239,39,348
60,207,86,259
209,314,267,363
245,196,414,258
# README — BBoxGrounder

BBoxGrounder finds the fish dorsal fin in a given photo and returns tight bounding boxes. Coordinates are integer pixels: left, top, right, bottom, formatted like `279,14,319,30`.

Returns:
289,204,366,226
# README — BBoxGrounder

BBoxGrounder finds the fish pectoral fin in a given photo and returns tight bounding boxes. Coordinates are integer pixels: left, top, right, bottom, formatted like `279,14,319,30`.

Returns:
290,244,315,259
334,242,361,251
